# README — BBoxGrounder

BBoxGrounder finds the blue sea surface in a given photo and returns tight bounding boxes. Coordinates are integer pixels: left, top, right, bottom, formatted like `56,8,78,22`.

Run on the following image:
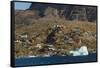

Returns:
15,53,97,67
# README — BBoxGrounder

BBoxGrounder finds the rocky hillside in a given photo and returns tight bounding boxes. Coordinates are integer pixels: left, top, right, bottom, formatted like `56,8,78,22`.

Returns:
29,3,97,22
14,3,97,57
15,3,97,26
15,21,96,57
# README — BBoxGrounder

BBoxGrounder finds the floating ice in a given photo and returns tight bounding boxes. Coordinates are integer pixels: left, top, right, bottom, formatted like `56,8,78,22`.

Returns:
69,46,88,56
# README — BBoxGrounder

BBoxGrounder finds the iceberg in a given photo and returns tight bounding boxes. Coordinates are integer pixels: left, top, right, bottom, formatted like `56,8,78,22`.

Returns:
69,46,88,56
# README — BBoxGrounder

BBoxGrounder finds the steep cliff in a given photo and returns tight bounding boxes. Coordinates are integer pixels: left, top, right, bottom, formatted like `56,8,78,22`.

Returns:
28,3,97,22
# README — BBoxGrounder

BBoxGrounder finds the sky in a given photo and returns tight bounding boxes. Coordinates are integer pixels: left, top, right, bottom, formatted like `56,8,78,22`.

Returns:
15,2,32,10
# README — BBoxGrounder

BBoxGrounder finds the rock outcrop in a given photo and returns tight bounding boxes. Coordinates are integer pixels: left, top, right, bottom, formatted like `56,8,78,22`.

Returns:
28,3,97,22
